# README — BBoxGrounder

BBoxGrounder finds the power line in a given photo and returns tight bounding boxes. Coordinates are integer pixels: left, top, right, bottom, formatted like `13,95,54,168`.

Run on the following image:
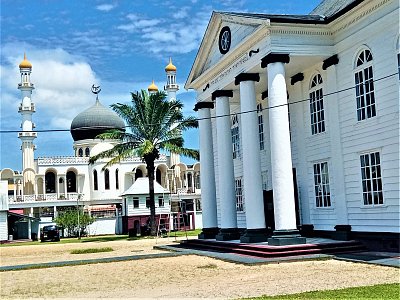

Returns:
0,72,397,134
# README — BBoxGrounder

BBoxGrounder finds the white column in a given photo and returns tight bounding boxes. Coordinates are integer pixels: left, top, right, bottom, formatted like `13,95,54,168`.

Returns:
267,62,297,231
238,77,266,230
325,65,348,225
63,175,67,197
54,206,58,218
215,95,237,230
196,104,218,231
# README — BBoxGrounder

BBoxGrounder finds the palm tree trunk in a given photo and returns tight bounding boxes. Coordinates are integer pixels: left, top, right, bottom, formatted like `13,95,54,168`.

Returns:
145,156,157,236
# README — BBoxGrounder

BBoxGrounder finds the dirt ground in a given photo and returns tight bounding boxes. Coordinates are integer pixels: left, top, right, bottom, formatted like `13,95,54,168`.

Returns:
1,237,399,299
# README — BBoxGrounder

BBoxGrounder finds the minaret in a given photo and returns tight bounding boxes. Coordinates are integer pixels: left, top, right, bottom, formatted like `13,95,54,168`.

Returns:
164,58,180,166
147,80,159,95
18,53,36,194
164,57,179,101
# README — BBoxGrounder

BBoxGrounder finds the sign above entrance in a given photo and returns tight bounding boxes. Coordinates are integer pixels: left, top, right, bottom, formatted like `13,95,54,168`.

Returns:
218,26,231,54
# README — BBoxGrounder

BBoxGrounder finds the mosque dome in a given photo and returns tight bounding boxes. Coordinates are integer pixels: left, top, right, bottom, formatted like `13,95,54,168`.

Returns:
70,99,125,141
165,58,176,72
19,53,32,69
147,80,158,92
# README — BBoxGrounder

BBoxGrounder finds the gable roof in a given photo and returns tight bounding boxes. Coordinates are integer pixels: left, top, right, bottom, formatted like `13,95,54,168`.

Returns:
121,177,168,196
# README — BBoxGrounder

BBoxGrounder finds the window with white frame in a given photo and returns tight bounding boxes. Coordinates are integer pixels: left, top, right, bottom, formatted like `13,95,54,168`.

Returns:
158,196,164,207
313,161,331,207
257,103,265,150
360,151,383,205
355,49,376,121
231,114,241,159
309,74,325,135
133,197,139,208
235,177,244,211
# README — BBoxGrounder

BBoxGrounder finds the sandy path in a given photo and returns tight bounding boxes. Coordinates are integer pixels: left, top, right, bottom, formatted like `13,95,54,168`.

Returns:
1,238,399,299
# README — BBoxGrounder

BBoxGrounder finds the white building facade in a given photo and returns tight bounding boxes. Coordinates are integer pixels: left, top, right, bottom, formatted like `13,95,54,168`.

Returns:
189,0,399,249
1,58,202,241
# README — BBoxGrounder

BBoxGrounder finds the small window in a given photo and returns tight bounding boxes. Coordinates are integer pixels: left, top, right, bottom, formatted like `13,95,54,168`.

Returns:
354,49,376,121
231,114,241,159
104,169,110,190
78,148,83,157
257,103,264,150
309,74,325,135
360,151,383,205
235,177,244,212
313,162,331,207
158,196,164,207
146,197,151,208
93,170,98,191
85,147,90,157
133,197,139,208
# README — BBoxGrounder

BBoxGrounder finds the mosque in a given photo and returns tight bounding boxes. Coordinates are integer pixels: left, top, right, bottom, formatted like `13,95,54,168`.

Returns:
0,56,202,241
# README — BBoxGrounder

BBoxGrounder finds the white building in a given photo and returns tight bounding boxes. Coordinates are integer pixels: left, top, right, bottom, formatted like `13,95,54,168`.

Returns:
0,57,202,241
188,0,399,250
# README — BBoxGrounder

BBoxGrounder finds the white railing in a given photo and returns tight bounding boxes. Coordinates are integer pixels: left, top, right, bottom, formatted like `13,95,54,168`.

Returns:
37,156,89,165
8,193,85,203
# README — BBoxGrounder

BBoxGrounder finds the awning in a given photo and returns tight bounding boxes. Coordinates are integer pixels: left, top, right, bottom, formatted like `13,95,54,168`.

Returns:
8,211,40,221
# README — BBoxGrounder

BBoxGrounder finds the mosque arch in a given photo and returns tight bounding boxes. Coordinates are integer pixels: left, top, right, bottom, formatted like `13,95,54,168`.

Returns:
66,170,77,193
85,147,90,157
78,148,83,157
104,169,110,190
45,170,57,193
156,163,168,187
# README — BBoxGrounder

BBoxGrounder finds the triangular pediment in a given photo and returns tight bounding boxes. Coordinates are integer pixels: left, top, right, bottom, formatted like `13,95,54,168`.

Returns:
185,12,267,89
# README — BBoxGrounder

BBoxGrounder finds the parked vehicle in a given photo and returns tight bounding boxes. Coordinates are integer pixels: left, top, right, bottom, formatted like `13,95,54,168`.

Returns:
40,225,60,242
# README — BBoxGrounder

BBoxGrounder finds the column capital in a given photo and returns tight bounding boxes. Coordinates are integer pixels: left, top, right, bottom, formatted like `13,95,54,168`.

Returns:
261,53,290,68
234,73,260,85
211,90,233,101
194,101,214,111
322,54,339,70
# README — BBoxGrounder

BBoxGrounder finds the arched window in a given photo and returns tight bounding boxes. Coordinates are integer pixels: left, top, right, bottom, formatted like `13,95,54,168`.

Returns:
354,49,375,121
66,171,76,193
104,169,110,190
309,74,325,135
115,169,119,190
231,114,240,159
85,147,90,157
93,170,98,191
78,148,83,157
135,169,143,180
156,169,162,184
45,172,56,193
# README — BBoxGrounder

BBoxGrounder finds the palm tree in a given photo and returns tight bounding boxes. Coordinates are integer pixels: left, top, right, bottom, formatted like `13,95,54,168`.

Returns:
89,90,199,235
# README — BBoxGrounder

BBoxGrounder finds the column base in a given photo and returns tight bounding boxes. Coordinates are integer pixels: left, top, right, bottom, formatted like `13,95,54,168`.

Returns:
299,224,314,237
198,227,219,239
333,225,352,241
215,228,241,241
268,229,306,246
240,228,269,243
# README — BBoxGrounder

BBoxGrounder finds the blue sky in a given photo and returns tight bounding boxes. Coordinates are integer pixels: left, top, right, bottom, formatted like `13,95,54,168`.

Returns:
1,0,321,171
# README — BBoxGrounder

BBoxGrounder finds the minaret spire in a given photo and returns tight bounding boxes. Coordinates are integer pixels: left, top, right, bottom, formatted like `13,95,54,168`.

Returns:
18,53,36,194
164,57,179,101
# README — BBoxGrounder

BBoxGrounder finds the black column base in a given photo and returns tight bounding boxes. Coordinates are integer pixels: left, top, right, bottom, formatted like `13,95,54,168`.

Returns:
198,227,220,239
240,228,269,243
299,224,314,237
333,225,352,241
268,229,306,246
215,228,241,241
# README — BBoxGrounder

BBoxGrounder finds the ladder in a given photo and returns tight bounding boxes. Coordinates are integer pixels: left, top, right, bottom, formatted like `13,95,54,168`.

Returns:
156,213,171,239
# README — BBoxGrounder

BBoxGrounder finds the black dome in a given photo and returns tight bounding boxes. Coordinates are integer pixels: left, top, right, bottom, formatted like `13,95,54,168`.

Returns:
70,100,125,141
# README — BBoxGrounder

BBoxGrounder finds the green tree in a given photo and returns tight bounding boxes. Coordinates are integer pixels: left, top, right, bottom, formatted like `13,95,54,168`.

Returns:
89,90,198,235
55,209,95,237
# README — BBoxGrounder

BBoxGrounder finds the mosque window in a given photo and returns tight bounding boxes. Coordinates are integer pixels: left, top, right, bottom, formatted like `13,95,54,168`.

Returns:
313,162,331,207
354,48,375,121
85,147,90,157
78,148,83,157
360,151,383,206
309,74,325,135
115,169,119,190
235,177,244,212
105,169,110,190
93,170,98,190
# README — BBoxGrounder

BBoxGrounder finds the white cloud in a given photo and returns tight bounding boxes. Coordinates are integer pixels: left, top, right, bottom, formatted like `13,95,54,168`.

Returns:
118,14,161,33
96,3,117,12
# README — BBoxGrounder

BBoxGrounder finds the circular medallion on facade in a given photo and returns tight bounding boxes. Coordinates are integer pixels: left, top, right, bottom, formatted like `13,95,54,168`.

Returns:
218,26,231,54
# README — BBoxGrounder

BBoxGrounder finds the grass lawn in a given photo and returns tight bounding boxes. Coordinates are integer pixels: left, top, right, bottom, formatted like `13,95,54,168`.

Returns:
246,283,400,299
70,247,114,254
0,229,201,247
